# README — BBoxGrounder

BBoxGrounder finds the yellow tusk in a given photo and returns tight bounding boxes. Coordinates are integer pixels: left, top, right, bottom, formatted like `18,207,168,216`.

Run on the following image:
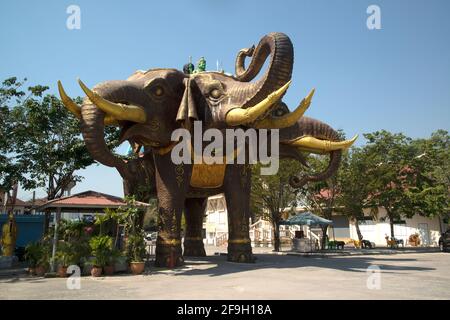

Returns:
78,79,147,123
58,80,118,126
58,80,81,119
225,80,291,126
284,134,358,153
255,88,315,129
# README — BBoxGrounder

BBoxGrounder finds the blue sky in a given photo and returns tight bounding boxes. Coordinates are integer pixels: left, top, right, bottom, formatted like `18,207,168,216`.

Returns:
1,0,449,199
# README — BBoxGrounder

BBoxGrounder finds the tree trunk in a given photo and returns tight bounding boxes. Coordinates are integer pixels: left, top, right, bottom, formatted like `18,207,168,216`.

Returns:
321,225,328,250
273,221,280,252
387,210,395,238
354,218,363,241
390,220,395,239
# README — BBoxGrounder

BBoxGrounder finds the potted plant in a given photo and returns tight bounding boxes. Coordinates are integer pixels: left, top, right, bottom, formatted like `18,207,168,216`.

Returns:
89,235,113,277
55,241,76,277
35,254,49,277
103,248,120,276
25,241,50,276
24,242,43,275
127,231,147,275
119,197,147,275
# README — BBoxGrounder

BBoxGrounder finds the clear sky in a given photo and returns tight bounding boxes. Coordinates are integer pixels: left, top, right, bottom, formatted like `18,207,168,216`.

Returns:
1,0,449,199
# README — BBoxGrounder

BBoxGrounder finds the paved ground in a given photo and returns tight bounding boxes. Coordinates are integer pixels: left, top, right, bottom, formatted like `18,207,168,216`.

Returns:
1,247,449,300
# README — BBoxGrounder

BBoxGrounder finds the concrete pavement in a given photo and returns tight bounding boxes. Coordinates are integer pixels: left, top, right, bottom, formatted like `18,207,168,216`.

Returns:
1,249,449,300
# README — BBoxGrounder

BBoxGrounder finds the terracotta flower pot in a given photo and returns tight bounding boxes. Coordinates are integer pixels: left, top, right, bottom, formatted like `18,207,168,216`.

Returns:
103,265,115,276
57,266,68,278
130,262,145,275
91,266,103,277
35,265,47,277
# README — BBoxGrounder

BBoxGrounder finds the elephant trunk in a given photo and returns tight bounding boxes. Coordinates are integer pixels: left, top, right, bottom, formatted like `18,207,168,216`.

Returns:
235,32,294,109
281,117,343,189
289,151,342,188
80,102,125,169
79,80,144,179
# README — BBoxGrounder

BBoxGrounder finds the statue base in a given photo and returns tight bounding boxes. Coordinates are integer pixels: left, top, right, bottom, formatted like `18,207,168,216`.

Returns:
0,256,19,269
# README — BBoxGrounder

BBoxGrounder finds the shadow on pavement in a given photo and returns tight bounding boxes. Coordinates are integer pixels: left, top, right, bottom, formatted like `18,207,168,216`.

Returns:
148,252,435,277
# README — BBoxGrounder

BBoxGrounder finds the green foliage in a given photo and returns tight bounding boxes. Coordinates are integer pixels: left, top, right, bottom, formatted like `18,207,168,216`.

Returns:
48,219,93,266
143,199,158,231
126,230,147,262
55,241,76,267
105,196,147,262
363,130,449,226
24,242,44,268
89,235,113,267
251,159,303,251
25,240,51,268
335,147,372,220
251,159,302,223
0,77,120,199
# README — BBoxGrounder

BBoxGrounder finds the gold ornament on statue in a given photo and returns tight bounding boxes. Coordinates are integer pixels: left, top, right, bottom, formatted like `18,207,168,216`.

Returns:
1,212,17,256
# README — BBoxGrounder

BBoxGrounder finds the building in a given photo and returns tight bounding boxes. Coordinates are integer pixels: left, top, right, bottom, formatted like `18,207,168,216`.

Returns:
1,189,28,215
37,190,149,221
203,194,447,248
203,194,275,247
203,194,228,245
331,207,446,247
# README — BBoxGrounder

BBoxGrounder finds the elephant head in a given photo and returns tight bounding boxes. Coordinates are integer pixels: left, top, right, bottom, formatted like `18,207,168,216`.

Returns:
181,32,357,187
58,69,186,180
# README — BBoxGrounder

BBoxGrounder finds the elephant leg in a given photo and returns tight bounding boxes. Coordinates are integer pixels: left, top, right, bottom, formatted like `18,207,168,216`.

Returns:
183,198,207,257
223,164,255,263
153,154,191,268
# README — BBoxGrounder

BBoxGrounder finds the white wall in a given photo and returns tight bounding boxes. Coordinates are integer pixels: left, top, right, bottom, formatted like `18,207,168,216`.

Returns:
347,207,442,247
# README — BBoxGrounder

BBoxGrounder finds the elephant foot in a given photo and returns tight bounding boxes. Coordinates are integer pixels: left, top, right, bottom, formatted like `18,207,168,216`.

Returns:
227,241,255,263
155,242,184,268
183,239,206,257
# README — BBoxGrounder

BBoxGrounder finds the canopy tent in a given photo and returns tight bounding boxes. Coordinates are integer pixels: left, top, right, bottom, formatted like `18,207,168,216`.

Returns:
279,211,333,227
280,212,333,252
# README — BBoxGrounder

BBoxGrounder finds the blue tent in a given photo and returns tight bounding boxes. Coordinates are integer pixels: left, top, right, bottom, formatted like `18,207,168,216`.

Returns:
279,212,333,227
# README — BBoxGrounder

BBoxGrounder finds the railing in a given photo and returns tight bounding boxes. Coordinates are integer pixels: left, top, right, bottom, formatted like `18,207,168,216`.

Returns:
215,233,228,246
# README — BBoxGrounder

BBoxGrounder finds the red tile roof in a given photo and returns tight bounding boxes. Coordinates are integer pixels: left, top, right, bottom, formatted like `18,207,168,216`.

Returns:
38,190,149,209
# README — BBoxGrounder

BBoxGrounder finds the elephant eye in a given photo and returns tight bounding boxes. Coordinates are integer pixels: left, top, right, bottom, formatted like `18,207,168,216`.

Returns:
153,86,164,97
209,88,222,99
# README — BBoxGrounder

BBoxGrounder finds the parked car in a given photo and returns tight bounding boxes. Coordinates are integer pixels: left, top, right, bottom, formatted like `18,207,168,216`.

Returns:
439,230,450,252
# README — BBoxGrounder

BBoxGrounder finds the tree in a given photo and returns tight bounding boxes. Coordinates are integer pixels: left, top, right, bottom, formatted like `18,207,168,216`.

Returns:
295,130,346,248
250,159,301,251
363,131,415,238
0,77,26,193
295,154,339,248
335,147,374,241
363,130,449,238
0,78,118,200
407,130,449,221
1,77,120,226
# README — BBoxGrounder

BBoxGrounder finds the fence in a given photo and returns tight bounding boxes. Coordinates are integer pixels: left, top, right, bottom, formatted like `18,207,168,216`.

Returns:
0,214,46,247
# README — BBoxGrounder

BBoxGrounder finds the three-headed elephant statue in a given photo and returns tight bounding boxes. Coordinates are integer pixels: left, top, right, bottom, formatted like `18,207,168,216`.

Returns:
58,32,356,268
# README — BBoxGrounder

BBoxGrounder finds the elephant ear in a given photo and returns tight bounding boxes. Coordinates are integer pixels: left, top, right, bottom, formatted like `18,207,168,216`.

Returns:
176,78,198,130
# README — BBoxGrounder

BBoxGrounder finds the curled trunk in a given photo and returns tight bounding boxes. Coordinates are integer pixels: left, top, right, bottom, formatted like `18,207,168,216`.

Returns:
234,32,294,109
280,116,343,189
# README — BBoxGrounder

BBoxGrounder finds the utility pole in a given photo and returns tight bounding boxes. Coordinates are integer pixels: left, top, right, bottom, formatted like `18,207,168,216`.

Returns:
32,191,36,215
